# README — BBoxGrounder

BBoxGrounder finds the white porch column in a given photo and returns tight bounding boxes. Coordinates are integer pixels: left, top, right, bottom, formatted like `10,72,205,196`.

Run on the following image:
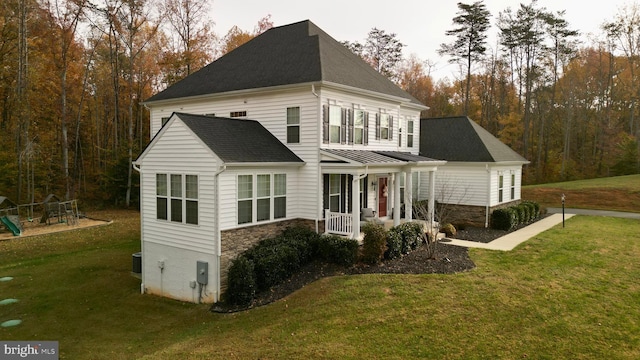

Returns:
405,169,413,221
393,172,401,226
428,170,436,225
351,174,361,240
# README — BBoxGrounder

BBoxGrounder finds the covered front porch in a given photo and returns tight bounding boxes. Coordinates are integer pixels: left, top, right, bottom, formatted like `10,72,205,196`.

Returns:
320,149,446,239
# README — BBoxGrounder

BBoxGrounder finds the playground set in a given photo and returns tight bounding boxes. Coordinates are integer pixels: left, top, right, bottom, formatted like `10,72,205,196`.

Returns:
0,195,80,237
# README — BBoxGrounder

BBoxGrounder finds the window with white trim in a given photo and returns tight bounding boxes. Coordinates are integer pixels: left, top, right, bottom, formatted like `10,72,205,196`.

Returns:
511,173,516,200
286,107,300,143
498,174,504,203
156,174,168,220
399,173,406,204
407,119,414,148
237,174,287,225
328,174,341,212
380,113,390,140
274,174,286,219
329,105,342,143
237,175,253,224
354,110,365,145
156,173,198,225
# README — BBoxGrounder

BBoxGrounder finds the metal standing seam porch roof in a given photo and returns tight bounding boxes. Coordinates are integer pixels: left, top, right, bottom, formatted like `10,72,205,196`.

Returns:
320,149,444,167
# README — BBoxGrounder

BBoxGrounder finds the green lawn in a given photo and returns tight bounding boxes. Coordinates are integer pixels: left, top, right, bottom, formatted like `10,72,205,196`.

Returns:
2,209,639,359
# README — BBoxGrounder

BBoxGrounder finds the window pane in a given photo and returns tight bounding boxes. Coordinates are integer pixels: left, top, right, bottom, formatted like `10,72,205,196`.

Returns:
355,128,363,144
381,114,389,128
186,175,198,199
287,126,300,143
408,120,414,134
407,134,414,148
329,106,341,125
238,200,252,224
238,175,252,199
354,110,364,126
330,125,340,143
171,198,182,222
257,198,270,221
186,200,198,225
156,174,167,196
329,195,340,212
287,107,300,124
274,174,286,196
274,196,286,219
171,174,182,197
381,128,389,140
329,174,340,194
157,197,167,220
257,174,270,197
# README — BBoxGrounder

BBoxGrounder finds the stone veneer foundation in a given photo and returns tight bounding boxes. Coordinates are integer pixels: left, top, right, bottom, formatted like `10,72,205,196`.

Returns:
219,218,318,290
440,201,521,228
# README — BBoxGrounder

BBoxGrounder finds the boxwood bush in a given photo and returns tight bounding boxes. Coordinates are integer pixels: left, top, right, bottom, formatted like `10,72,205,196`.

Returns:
387,222,423,257
491,208,517,230
385,229,403,260
225,256,256,306
361,223,387,264
317,234,359,266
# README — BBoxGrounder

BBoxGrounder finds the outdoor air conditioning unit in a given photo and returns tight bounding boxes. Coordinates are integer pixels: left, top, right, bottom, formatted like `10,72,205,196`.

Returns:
132,252,142,274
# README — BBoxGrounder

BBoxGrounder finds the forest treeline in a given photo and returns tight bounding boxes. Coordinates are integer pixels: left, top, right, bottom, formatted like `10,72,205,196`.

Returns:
0,0,638,208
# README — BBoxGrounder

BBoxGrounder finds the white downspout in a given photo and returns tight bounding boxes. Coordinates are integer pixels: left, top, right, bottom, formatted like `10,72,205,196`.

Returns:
485,164,491,228
313,84,321,234
214,164,227,302
132,162,144,294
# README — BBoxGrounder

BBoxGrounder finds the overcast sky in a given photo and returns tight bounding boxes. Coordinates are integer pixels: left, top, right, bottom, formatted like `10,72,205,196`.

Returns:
210,0,634,80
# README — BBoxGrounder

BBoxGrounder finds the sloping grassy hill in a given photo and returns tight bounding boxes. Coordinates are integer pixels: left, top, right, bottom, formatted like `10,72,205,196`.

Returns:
522,174,640,212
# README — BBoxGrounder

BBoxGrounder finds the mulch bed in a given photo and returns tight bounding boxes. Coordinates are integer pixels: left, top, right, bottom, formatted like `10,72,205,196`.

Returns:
212,218,549,313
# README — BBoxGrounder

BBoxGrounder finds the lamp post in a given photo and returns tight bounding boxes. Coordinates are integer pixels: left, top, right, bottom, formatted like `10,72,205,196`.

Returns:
561,193,565,228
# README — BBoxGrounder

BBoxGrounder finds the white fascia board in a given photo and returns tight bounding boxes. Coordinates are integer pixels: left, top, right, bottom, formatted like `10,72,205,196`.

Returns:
142,83,316,108
224,162,306,168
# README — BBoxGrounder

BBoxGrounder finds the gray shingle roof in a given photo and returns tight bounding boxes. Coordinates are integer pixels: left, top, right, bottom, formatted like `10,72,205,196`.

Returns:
145,20,423,106
420,116,528,163
374,151,439,163
175,113,304,164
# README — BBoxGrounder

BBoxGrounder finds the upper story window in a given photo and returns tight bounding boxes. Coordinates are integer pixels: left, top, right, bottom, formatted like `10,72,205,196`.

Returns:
375,113,393,140
354,110,365,145
161,117,170,126
286,107,300,143
329,105,342,143
230,111,247,118
380,114,390,140
498,174,504,203
407,119,414,148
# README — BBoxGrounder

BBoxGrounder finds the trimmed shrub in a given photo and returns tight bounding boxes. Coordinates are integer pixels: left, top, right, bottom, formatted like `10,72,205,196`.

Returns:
252,244,301,291
388,222,423,256
491,208,517,230
516,204,529,224
361,222,387,264
385,229,403,260
441,223,457,237
317,235,359,266
522,200,540,219
225,256,256,306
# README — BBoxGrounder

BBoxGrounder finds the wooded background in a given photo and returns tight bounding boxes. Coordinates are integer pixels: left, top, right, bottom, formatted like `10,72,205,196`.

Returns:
0,0,638,208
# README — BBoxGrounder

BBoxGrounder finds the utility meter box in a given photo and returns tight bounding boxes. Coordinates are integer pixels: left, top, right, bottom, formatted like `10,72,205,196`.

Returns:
196,261,208,285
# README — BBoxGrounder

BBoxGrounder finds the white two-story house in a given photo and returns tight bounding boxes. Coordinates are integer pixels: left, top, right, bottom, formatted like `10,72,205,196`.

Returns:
134,20,445,303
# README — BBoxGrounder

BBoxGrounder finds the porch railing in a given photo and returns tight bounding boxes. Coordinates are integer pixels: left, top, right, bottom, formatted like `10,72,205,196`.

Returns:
324,210,353,236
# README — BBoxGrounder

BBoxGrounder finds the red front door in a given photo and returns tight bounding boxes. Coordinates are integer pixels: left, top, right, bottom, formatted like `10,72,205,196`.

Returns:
378,177,388,217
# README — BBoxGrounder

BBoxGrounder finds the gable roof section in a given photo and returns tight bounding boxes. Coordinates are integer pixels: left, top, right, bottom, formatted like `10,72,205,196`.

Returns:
145,20,423,106
137,113,304,164
420,116,528,163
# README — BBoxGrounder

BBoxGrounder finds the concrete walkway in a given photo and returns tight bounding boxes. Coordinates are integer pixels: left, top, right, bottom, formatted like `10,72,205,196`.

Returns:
442,213,574,251
443,207,640,251
546,208,640,219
